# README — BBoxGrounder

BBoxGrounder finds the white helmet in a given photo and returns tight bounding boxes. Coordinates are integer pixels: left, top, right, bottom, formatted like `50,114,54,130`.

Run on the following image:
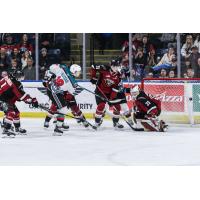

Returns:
130,85,140,99
70,64,81,77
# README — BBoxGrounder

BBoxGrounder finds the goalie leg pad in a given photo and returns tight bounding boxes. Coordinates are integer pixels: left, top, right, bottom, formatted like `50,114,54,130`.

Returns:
141,120,159,132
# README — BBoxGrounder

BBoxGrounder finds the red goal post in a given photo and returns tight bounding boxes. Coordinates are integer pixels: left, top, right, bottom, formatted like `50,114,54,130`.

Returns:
141,78,200,124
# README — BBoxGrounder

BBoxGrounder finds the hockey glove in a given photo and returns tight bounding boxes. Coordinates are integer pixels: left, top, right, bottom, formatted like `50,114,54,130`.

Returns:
31,98,39,108
24,96,39,108
90,78,98,85
0,101,8,112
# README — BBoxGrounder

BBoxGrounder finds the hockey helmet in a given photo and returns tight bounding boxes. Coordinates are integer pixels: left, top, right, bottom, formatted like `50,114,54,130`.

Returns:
110,59,120,73
70,64,81,77
12,70,25,81
130,85,140,99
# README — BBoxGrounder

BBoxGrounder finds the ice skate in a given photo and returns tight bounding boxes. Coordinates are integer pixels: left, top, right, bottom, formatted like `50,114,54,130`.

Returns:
44,121,49,128
93,122,101,129
113,122,124,129
62,122,69,130
53,126,63,136
2,128,16,138
15,127,27,135
82,120,89,128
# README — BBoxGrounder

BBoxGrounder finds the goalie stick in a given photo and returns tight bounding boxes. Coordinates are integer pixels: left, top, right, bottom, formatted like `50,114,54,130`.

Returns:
38,104,97,130
77,84,144,131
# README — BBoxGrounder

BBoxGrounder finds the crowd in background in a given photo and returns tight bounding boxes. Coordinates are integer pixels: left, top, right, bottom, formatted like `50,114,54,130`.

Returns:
0,33,70,80
1,33,200,81
0,33,36,80
120,33,200,80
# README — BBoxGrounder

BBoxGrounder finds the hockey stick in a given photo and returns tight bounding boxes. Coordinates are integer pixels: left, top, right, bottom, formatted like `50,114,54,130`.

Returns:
77,84,109,103
38,104,97,130
94,85,144,131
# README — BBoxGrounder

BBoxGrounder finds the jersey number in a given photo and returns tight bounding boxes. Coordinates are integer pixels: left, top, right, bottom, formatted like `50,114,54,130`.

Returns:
145,101,151,106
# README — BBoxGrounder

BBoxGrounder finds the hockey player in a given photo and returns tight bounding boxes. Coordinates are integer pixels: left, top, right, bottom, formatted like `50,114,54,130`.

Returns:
0,71,39,137
0,71,27,134
130,85,168,132
90,60,124,129
43,64,90,135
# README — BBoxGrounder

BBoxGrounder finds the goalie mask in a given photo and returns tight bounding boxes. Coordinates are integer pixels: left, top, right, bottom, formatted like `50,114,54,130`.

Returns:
130,85,140,99
70,64,81,78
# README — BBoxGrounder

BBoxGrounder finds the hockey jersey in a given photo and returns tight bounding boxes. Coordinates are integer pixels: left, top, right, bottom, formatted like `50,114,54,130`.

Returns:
0,76,28,104
135,91,161,117
45,64,78,95
90,65,121,100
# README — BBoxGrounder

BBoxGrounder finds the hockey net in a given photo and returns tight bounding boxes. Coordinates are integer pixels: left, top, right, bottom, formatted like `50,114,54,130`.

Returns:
141,78,200,125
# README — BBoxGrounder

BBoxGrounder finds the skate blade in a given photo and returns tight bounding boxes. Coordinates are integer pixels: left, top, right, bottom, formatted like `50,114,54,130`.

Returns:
16,132,27,136
52,132,63,136
2,135,15,138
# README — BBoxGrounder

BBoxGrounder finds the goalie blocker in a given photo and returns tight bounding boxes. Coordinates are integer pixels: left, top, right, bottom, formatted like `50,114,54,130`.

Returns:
131,85,168,132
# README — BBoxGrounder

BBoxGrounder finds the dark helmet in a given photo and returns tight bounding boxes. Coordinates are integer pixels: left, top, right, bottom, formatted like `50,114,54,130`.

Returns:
110,59,120,67
11,70,24,80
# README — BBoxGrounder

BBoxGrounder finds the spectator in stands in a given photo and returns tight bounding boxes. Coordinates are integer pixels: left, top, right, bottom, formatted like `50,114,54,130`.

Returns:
184,59,191,68
0,47,10,73
145,48,157,74
8,59,21,74
184,68,194,78
157,46,175,66
21,50,31,70
188,45,200,75
122,33,143,55
159,33,176,48
197,58,200,78
130,68,136,81
147,48,157,66
159,68,168,78
1,70,8,78
168,70,176,78
134,46,147,66
11,47,22,67
193,34,200,53
133,46,147,79
121,52,129,68
39,48,49,79
1,33,16,56
181,34,193,59
22,57,36,80
141,35,155,59
17,34,33,54
181,60,191,77
145,72,154,78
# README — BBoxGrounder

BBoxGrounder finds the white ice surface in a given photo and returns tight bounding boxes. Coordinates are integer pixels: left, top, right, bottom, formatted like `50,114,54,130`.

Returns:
0,118,200,166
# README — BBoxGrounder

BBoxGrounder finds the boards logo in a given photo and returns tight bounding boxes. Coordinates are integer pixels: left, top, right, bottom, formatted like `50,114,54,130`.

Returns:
154,92,183,102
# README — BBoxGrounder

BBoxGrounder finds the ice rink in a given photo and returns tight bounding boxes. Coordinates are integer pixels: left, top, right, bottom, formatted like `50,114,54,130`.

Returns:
0,118,200,166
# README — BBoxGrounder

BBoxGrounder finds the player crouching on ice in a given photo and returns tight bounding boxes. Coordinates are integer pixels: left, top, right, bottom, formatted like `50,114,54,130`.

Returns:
43,64,90,135
130,85,168,132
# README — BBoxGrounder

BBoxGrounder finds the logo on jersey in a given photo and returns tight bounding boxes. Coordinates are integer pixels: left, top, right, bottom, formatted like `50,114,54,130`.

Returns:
105,78,114,87
55,76,64,86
